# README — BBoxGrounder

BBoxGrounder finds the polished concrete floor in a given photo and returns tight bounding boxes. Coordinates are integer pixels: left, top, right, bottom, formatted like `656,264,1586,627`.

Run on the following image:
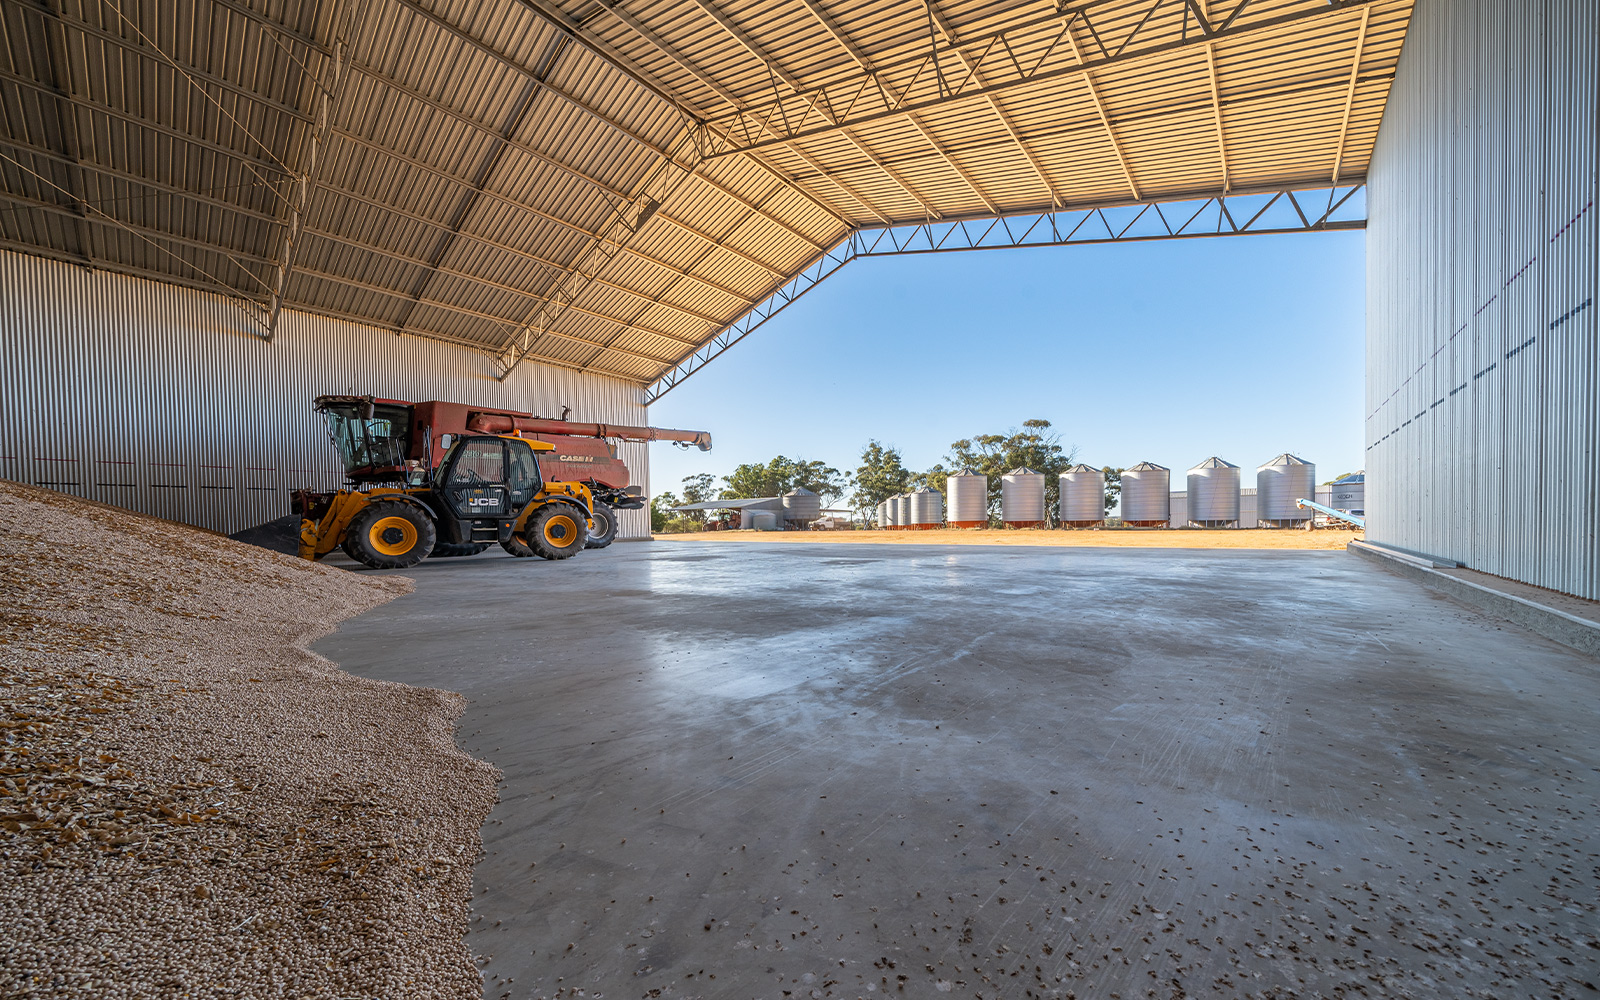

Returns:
314,542,1600,1000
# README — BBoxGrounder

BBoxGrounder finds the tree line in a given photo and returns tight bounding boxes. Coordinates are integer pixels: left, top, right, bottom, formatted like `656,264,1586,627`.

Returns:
652,419,1125,530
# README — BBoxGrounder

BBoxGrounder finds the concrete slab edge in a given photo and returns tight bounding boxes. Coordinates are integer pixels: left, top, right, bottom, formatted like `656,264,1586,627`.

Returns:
1348,541,1600,659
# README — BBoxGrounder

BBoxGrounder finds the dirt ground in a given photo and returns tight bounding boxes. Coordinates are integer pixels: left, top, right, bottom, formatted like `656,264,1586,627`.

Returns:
655,526,1364,550
0,481,496,999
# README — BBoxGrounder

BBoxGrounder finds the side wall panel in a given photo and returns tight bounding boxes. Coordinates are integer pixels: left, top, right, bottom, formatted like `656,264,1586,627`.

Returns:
0,250,652,539
1366,0,1599,598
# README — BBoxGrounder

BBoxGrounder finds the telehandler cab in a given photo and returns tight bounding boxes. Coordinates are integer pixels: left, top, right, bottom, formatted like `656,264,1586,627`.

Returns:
297,432,592,569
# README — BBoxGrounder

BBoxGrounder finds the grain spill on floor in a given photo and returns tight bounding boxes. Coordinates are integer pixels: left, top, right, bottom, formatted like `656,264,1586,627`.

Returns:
0,481,497,998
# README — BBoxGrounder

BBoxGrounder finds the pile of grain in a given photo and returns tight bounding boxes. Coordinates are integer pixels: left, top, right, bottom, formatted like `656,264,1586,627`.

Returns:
0,481,497,998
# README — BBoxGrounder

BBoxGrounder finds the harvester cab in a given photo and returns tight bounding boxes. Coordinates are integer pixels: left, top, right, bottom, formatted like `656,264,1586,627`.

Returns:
314,395,413,483
296,431,593,569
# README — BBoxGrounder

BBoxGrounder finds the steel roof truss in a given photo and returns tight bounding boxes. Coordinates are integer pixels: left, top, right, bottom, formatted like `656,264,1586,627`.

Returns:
703,0,1376,159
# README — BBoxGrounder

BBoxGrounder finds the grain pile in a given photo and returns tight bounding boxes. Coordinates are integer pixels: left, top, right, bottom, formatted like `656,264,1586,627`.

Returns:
0,481,498,998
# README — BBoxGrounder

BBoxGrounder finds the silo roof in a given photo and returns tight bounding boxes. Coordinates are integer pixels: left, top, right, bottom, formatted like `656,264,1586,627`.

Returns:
1190,457,1239,470
1126,462,1169,472
1257,453,1313,469
1064,463,1101,474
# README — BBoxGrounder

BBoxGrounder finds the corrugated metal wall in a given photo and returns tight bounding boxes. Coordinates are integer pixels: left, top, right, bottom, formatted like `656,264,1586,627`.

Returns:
1366,0,1599,599
0,249,652,539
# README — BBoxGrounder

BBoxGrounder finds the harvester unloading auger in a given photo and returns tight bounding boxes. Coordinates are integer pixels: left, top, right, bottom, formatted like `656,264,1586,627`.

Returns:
296,395,711,565
1295,498,1365,529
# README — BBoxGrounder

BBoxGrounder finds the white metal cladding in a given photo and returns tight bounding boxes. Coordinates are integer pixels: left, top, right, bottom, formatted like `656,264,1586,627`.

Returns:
895,494,911,527
1000,468,1045,524
909,488,943,526
0,248,652,539
1059,464,1106,523
1366,0,1599,599
1256,454,1316,521
946,472,987,525
1120,462,1171,523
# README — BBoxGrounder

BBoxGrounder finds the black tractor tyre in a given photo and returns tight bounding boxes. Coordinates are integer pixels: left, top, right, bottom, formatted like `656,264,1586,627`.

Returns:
500,533,536,558
344,500,436,569
431,541,490,558
584,502,620,550
526,504,588,560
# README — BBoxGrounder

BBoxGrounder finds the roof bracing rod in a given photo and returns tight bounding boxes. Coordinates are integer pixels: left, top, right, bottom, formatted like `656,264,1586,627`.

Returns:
493,124,713,381
286,263,682,366
481,2,858,378
0,169,273,331
266,0,364,342
579,0,900,223
924,2,1060,209
390,33,568,340
414,0,856,230
702,0,1378,159
682,0,946,219
577,172,803,371
366,0,838,263
286,294,636,376
300,224,706,346
645,184,1366,402
0,67,295,186
0,137,283,225
1331,5,1372,184
29,0,94,266
799,0,998,214
29,0,308,179
1204,42,1229,191
1063,26,1141,201
334,64,788,281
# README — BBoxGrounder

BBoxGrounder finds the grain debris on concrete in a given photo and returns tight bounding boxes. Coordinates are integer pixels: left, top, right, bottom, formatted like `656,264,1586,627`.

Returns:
0,481,498,998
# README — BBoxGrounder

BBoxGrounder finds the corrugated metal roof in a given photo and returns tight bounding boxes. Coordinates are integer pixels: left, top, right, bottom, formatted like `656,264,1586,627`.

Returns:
0,0,1413,385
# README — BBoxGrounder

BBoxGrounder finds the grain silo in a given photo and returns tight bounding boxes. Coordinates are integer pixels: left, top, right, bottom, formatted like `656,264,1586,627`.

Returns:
909,488,944,529
1187,457,1241,527
1330,473,1365,516
781,487,822,527
885,495,900,529
1120,462,1170,527
893,493,909,530
1058,464,1106,527
875,500,887,529
1256,454,1315,526
1000,468,1046,527
946,471,988,528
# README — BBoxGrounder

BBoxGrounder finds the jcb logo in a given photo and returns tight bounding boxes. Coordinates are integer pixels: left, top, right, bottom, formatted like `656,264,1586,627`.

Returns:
466,496,500,507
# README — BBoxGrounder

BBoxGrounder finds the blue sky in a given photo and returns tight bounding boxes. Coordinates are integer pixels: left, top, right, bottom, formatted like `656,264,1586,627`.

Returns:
646,229,1366,502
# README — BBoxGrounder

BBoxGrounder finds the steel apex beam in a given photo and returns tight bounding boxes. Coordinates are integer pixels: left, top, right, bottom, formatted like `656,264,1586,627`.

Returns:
645,184,1365,403
700,0,1377,160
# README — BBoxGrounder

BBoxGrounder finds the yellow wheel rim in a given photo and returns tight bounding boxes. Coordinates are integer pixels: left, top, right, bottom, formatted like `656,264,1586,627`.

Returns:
543,513,579,548
369,515,418,556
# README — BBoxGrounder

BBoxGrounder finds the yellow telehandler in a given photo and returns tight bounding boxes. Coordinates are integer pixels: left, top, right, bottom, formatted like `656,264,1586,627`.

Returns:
297,432,593,569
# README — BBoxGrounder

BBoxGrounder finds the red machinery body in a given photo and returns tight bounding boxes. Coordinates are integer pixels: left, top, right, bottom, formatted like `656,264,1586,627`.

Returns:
319,396,710,509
